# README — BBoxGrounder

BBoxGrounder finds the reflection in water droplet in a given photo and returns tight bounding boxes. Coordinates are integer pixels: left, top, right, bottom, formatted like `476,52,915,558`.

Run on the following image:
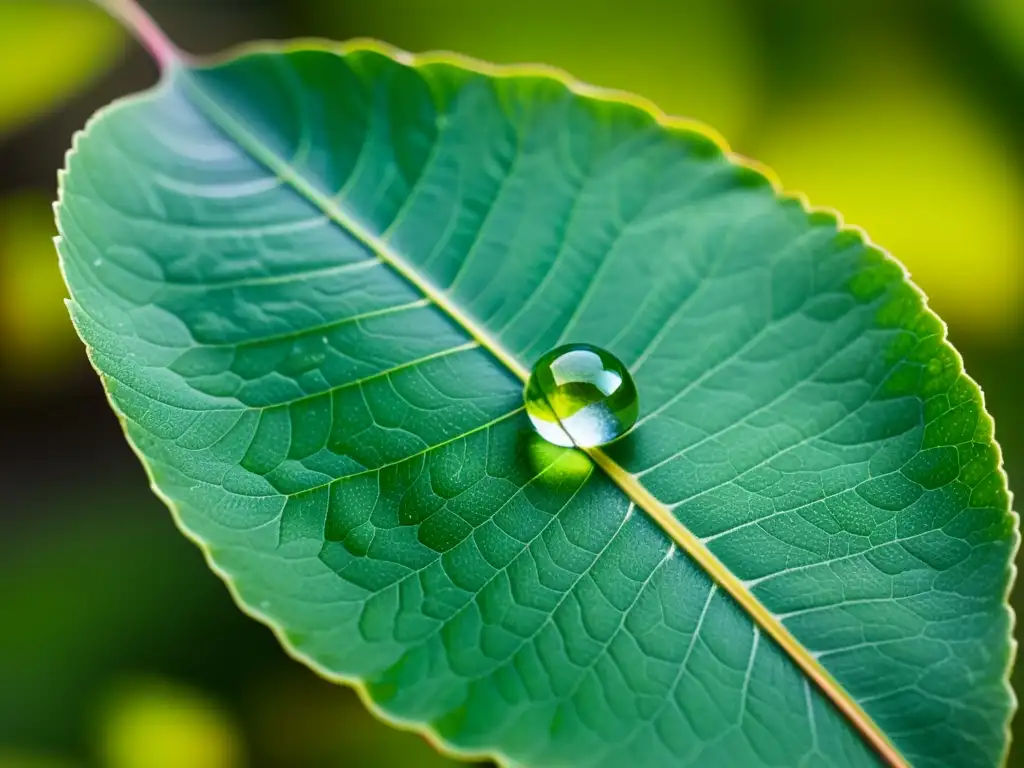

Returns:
524,343,639,448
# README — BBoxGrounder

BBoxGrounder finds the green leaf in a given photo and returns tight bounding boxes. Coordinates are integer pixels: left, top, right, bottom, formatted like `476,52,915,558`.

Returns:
56,39,1016,768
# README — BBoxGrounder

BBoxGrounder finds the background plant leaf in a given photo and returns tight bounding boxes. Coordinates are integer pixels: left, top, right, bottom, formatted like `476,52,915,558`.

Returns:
751,37,1024,338
0,192,82,384
0,0,124,137
56,43,1016,767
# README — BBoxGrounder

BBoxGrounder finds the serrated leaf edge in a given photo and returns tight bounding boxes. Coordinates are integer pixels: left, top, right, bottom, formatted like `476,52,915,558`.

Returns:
54,38,1018,768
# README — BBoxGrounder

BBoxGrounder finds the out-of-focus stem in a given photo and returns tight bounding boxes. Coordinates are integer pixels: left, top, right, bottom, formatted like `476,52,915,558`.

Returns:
93,0,179,72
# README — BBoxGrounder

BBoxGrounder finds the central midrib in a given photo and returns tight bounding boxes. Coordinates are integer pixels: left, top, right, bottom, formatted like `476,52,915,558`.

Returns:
178,58,907,768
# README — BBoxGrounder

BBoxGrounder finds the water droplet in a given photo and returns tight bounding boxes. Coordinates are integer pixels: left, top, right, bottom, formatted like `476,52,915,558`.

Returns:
524,343,639,448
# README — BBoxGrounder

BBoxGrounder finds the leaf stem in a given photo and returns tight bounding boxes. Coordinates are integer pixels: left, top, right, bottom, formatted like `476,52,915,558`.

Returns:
92,0,179,72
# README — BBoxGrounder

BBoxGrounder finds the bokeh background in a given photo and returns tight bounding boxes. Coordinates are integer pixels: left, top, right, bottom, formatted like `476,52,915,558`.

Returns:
1,0,1022,766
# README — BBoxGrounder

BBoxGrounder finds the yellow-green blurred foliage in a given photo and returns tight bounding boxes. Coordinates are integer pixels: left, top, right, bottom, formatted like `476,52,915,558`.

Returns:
0,0,123,135
0,0,123,387
0,193,77,384
319,0,759,142
97,680,243,768
0,753,78,768
753,40,1024,336
978,0,1024,72
246,673,465,767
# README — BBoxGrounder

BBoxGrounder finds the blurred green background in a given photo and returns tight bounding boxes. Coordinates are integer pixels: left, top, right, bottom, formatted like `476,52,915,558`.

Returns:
1,0,1021,766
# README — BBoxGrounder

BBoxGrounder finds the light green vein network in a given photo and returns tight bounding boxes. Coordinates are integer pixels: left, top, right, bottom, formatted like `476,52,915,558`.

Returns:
55,42,1015,768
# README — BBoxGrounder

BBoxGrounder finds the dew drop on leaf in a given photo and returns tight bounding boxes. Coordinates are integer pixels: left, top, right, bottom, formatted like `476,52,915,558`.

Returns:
524,343,639,448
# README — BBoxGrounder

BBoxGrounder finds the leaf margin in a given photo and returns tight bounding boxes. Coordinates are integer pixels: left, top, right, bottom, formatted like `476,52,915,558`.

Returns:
53,36,1020,767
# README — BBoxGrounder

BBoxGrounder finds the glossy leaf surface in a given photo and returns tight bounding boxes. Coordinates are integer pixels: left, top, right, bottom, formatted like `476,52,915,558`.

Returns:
57,44,1016,768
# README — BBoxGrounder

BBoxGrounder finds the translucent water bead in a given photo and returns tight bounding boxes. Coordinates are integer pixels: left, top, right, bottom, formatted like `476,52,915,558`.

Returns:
524,343,639,448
